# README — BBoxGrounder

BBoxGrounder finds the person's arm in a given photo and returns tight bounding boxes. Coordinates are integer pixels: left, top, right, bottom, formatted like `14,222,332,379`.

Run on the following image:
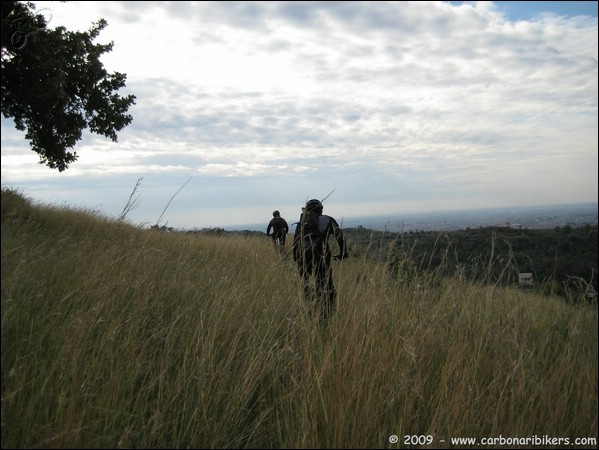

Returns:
267,220,273,236
292,215,302,261
330,217,347,259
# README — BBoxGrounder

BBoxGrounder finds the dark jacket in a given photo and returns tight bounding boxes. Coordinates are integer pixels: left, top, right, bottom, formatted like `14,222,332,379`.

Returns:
267,216,289,238
292,212,346,261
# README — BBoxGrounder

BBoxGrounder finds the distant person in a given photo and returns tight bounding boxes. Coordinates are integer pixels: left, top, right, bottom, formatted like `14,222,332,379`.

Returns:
292,199,347,319
267,210,289,253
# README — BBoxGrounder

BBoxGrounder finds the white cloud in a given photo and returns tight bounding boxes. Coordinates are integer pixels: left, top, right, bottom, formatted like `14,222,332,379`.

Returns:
2,1,597,229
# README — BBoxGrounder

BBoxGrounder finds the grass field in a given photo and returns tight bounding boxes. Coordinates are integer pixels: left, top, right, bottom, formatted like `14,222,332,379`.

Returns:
2,188,597,448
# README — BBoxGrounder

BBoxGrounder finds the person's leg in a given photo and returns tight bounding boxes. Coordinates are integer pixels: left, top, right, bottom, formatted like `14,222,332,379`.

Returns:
315,253,336,319
298,251,314,301
277,233,287,257
324,265,336,318
273,235,283,256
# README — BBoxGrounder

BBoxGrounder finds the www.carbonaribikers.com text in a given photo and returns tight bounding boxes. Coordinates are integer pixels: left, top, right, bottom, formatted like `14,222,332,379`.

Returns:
449,435,597,446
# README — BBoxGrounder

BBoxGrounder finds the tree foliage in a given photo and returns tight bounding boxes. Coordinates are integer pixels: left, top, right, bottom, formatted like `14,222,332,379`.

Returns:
1,1,136,171
345,224,598,299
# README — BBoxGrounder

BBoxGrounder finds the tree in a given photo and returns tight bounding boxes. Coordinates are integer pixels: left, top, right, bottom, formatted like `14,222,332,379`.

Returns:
1,1,136,171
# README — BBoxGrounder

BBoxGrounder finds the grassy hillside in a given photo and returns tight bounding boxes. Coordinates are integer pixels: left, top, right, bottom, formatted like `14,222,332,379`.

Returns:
2,188,597,449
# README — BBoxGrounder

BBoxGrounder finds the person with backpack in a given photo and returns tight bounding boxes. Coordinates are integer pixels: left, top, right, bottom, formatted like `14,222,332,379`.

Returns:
292,199,348,319
267,210,289,253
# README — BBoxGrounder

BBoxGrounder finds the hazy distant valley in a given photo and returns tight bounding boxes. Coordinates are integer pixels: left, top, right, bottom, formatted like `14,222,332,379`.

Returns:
230,202,598,233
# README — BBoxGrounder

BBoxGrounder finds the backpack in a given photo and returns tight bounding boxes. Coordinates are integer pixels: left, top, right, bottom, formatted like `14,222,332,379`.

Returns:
272,217,287,237
297,211,330,255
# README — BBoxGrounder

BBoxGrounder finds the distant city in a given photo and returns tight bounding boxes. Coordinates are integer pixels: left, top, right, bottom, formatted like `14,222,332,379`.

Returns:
228,202,598,233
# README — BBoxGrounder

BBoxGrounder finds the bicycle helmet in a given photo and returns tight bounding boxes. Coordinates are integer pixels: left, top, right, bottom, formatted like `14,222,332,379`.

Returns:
273,210,280,217
305,199,323,213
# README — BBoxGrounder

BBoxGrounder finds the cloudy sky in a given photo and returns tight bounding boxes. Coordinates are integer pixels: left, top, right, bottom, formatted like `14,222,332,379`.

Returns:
1,1,597,230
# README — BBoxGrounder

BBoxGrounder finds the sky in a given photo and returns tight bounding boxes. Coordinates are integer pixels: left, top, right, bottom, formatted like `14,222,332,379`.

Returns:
1,1,598,230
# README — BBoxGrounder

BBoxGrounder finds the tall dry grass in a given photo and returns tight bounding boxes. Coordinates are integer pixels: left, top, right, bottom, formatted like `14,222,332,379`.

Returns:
1,188,597,448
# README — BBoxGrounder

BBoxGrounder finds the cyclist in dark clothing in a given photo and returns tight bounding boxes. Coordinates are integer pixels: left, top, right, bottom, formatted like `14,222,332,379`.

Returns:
267,210,289,250
292,199,347,319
